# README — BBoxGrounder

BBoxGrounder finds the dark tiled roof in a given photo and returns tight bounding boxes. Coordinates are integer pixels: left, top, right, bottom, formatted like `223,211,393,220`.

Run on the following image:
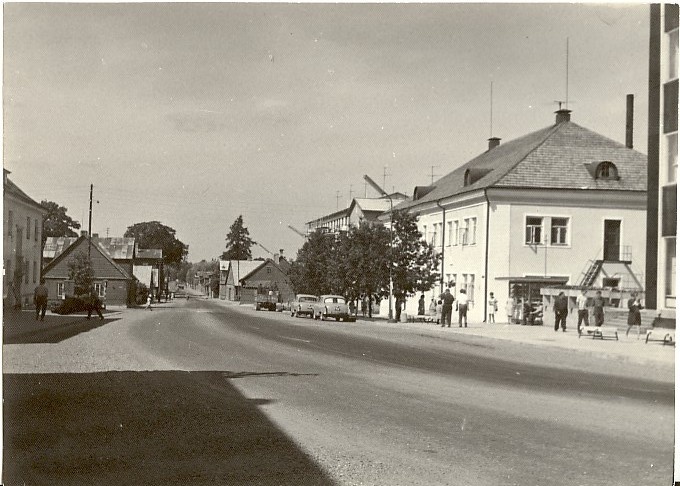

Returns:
395,119,647,211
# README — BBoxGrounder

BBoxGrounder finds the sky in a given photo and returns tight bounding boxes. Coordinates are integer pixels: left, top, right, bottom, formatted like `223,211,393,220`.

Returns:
3,3,650,262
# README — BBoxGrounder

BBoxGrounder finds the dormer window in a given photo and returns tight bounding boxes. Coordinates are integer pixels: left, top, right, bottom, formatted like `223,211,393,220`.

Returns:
595,161,619,180
464,169,472,187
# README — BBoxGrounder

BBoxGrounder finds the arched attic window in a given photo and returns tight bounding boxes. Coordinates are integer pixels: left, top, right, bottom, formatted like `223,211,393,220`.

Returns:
463,168,493,187
595,161,619,180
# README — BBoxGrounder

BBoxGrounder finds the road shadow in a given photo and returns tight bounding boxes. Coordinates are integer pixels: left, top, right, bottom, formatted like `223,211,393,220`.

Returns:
3,311,120,344
3,370,336,486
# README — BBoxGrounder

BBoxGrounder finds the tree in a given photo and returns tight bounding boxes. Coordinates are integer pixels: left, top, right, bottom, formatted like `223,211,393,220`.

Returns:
391,210,441,298
41,200,81,245
124,221,188,267
222,215,254,260
67,251,94,297
288,230,339,296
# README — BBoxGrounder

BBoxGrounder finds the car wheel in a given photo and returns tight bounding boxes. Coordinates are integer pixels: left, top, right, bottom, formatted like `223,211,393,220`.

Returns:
291,310,296,317
336,317,340,321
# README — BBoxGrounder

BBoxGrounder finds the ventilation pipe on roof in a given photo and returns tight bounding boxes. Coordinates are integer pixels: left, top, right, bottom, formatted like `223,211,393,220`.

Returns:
626,94,634,149
488,137,501,150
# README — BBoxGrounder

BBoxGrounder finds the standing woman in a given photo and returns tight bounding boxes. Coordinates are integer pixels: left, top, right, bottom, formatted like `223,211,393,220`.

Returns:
626,291,643,338
505,296,515,324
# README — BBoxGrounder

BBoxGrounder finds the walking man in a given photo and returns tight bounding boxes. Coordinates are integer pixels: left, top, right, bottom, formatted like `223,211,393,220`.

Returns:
576,289,589,332
440,288,455,328
554,291,568,332
592,290,605,327
487,292,498,323
86,290,104,320
33,278,48,321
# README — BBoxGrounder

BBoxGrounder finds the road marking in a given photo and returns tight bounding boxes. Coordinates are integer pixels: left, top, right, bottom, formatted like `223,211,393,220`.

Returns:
280,336,312,344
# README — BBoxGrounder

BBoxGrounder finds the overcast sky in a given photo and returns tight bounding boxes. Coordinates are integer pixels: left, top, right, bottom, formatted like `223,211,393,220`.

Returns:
4,3,650,262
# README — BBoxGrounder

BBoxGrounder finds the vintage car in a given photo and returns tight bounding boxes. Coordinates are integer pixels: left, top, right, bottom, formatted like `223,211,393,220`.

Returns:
290,294,318,318
312,295,355,322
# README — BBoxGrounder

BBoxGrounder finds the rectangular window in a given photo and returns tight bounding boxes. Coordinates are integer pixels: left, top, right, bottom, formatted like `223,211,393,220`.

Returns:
6,260,11,279
432,223,439,246
668,133,678,183
7,210,13,237
666,238,676,300
461,222,469,246
34,219,39,242
453,221,459,245
662,185,677,237
422,225,427,243
550,217,569,245
26,217,31,240
33,261,37,284
24,261,29,284
525,217,543,245
664,79,678,134
94,282,106,298
469,218,477,245
57,282,65,298
669,29,679,79
468,274,475,303
446,222,452,246
665,3,679,32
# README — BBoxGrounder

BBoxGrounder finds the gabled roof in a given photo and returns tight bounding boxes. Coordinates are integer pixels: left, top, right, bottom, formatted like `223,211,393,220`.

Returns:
3,171,45,211
238,258,290,283
42,235,133,280
395,114,647,212
43,236,79,259
227,260,262,283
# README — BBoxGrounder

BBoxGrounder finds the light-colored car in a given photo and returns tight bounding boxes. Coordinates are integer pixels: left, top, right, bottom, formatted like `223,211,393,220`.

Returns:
312,295,355,322
291,294,318,318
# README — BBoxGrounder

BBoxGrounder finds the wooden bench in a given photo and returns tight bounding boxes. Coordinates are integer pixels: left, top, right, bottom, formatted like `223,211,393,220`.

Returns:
645,329,675,345
408,315,438,324
578,326,618,341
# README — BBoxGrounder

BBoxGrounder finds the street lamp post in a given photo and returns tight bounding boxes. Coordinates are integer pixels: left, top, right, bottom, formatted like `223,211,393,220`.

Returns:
363,174,396,322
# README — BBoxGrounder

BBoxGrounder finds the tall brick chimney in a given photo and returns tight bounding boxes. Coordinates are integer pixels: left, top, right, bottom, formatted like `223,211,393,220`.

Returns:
626,94,634,149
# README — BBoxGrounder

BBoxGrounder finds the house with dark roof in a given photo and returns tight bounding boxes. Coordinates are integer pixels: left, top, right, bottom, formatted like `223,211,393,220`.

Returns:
238,257,293,305
220,260,262,301
41,235,135,306
382,109,648,322
3,170,47,309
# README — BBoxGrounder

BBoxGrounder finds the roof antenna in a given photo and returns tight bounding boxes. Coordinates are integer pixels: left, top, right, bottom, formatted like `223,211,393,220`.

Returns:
489,81,493,139
565,37,569,110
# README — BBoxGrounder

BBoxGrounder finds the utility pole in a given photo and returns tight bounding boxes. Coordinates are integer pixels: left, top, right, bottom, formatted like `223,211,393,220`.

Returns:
336,191,341,209
88,184,93,259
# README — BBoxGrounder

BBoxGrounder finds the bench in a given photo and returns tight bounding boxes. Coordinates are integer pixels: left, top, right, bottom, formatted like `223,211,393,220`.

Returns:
578,326,618,341
408,315,438,324
645,329,675,346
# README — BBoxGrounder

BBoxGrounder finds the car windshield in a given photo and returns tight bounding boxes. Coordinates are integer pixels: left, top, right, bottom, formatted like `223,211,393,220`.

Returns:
324,297,345,304
299,297,316,303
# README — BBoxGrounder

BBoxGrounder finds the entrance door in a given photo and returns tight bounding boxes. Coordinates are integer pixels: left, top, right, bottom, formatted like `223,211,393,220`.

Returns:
603,220,621,261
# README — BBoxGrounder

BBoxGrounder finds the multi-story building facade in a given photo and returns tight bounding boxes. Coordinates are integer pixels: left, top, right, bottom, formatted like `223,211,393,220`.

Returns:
647,3,678,325
389,109,648,322
3,170,46,309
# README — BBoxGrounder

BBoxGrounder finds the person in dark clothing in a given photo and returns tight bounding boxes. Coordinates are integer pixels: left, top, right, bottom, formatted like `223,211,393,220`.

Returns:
440,288,455,328
34,279,49,321
626,291,643,338
418,294,426,316
87,291,104,320
554,292,568,332
395,293,403,321
592,290,605,327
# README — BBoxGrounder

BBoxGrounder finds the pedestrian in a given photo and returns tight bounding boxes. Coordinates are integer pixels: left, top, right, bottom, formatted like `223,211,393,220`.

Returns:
86,290,104,320
418,294,426,316
487,292,498,323
436,300,443,325
440,288,455,327
349,299,356,316
33,278,49,321
361,296,368,317
626,291,643,338
592,290,605,327
505,297,515,324
395,293,403,321
146,294,153,311
576,289,589,332
554,291,568,332
457,289,469,327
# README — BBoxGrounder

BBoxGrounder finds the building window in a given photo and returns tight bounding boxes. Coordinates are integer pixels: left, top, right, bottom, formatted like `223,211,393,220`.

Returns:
469,218,476,245
668,133,678,183
94,282,106,298
446,221,452,246
6,260,11,279
453,221,459,245
550,218,569,245
669,28,678,80
57,282,65,298
595,161,619,180
666,238,676,302
24,261,29,284
33,261,37,284
26,217,31,240
7,210,13,237
664,79,678,134
266,267,272,274
422,225,427,243
525,217,543,245
34,219,39,242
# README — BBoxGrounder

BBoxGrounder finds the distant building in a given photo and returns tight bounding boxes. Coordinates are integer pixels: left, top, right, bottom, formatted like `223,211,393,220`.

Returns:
238,257,293,305
387,109,648,322
646,3,677,325
3,170,47,309
306,193,410,235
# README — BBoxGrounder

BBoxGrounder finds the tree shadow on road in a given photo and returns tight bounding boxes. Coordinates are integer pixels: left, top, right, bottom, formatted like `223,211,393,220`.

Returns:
3,312,120,344
3,370,336,486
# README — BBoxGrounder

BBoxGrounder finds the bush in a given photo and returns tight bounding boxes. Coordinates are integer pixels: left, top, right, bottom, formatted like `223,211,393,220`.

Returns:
52,297,89,315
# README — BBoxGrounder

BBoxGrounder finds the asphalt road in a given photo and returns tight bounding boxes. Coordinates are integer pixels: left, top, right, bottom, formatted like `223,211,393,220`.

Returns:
3,298,674,485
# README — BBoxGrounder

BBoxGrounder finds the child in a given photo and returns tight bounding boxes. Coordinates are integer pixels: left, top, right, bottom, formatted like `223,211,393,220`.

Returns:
146,294,153,311
436,300,443,325
488,292,498,323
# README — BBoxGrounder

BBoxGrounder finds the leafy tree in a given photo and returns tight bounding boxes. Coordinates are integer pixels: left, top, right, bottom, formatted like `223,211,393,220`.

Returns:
124,221,188,267
288,230,338,296
391,209,441,299
41,200,81,245
222,215,254,260
67,251,94,297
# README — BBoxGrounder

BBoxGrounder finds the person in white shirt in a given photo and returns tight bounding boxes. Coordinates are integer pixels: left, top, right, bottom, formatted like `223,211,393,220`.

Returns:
487,292,498,323
458,289,469,327
576,289,589,331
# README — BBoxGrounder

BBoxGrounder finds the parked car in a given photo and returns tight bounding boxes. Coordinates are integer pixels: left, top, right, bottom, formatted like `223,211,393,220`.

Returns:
312,295,355,322
291,294,318,318
255,293,278,311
